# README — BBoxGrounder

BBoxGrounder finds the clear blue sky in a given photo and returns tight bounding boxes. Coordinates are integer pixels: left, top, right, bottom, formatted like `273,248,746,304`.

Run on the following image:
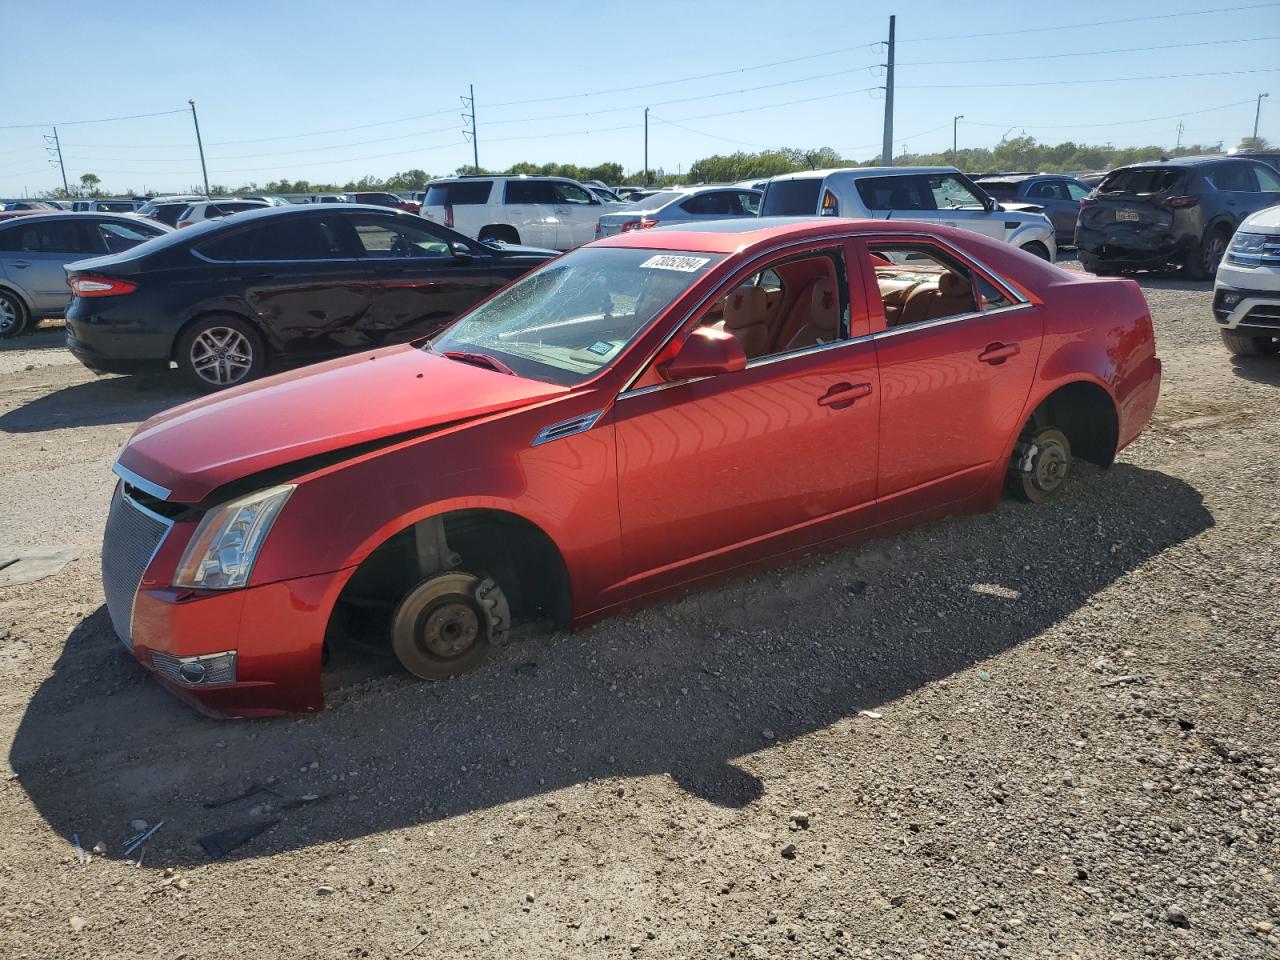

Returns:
2,0,1278,195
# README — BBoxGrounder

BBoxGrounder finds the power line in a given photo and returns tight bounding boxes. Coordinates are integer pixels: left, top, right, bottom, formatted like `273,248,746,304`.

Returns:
897,2,1280,42
0,108,189,130
898,34,1280,66
902,67,1280,90
961,98,1258,130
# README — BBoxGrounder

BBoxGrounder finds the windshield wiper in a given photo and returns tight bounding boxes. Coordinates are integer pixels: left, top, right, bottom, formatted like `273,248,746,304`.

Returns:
442,350,516,376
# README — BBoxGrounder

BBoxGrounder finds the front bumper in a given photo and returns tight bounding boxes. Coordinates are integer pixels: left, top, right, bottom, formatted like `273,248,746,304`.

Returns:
1213,262,1280,331
103,480,355,717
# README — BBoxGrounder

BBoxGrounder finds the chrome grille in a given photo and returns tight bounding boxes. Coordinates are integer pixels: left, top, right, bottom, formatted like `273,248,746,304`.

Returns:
102,482,172,650
149,650,237,686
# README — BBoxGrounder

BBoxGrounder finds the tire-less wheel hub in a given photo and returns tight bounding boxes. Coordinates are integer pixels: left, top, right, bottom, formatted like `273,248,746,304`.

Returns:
391,572,511,680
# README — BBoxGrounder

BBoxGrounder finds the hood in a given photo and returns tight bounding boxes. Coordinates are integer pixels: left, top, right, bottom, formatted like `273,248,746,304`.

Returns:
997,201,1047,216
117,345,567,503
1241,203,1280,232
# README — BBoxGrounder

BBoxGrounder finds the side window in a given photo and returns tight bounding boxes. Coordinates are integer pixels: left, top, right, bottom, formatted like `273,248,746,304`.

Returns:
97,221,154,254
928,174,986,210
1065,182,1090,201
352,218,451,257
1255,164,1280,192
1026,182,1055,200
1208,163,1257,192
689,250,848,362
681,192,729,215
505,180,557,204
247,218,344,260
739,191,761,215
855,175,932,212
11,221,90,253
553,182,594,205
868,243,986,329
195,229,253,262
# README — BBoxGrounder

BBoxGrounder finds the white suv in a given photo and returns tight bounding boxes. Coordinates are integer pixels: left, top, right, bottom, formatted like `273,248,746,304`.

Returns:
1213,204,1280,357
419,176,627,250
761,166,1057,261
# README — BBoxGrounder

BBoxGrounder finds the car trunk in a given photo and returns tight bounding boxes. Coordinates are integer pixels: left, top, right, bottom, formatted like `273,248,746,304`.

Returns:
1078,167,1184,236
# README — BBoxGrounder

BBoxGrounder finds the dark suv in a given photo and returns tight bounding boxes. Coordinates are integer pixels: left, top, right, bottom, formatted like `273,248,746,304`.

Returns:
1075,156,1280,279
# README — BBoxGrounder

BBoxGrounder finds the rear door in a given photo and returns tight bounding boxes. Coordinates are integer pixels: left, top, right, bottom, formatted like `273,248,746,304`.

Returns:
233,215,371,358
853,174,938,225
860,237,1043,516
503,180,561,248
0,219,98,313
1210,161,1280,220
344,213,513,344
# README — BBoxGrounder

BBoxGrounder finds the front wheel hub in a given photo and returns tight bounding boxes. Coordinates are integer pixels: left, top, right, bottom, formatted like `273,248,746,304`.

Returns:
391,572,511,680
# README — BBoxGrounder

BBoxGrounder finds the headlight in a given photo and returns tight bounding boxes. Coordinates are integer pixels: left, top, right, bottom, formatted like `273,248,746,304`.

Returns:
1227,231,1267,266
174,484,294,589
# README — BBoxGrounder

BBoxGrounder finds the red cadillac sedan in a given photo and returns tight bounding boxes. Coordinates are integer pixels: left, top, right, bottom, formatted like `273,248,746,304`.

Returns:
102,218,1161,717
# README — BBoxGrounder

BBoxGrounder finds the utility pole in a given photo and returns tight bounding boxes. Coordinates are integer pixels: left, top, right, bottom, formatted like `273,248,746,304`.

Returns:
1175,121,1184,151
1254,92,1270,140
953,115,964,154
189,100,210,196
46,127,69,197
644,107,650,185
880,15,895,166
461,85,478,172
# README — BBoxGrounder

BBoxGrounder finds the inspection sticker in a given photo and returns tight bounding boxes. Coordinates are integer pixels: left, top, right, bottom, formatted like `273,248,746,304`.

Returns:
639,254,711,272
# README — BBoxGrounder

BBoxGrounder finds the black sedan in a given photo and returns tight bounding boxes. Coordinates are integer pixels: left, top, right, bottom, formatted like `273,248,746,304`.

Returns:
64,205,557,389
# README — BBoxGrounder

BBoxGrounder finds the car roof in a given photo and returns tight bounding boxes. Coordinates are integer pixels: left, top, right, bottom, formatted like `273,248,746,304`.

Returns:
190,203,423,226
0,211,160,226
767,166,961,183
593,216,982,254
1116,155,1247,170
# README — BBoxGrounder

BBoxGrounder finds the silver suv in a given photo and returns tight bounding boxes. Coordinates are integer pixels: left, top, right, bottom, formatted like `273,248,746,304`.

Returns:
761,166,1057,260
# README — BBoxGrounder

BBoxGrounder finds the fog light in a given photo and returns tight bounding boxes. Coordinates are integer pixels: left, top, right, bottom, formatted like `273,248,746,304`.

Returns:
1219,291,1243,307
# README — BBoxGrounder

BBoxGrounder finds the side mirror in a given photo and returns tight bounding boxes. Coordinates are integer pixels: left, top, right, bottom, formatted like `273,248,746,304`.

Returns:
450,240,474,259
659,327,747,382
984,195,1000,212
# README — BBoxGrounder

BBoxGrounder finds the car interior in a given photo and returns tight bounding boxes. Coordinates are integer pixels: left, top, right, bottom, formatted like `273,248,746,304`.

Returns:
868,246,980,327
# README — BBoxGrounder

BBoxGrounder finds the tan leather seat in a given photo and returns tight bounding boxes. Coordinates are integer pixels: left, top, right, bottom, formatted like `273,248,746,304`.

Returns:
897,272,976,327
720,285,770,358
779,277,839,352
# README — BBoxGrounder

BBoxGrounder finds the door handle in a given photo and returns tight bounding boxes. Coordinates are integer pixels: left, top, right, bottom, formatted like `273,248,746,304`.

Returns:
978,341,1020,365
241,273,275,281
12,260,29,269
817,382,873,409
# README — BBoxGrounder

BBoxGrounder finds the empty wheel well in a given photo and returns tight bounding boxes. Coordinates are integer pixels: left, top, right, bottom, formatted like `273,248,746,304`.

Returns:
327,509,571,650
1027,381,1118,466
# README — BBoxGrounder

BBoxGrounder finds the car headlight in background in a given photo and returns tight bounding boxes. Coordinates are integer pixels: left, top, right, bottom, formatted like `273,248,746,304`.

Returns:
174,484,294,589
1226,231,1267,266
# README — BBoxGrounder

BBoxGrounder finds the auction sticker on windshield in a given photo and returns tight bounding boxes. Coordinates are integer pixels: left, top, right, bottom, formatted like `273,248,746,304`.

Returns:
639,255,712,272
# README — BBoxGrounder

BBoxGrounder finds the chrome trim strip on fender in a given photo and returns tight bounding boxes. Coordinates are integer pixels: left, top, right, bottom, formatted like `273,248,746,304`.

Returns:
112,462,173,502
532,409,605,446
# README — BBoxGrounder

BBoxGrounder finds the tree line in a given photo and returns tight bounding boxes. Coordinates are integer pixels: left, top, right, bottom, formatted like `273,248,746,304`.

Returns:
51,135,1269,198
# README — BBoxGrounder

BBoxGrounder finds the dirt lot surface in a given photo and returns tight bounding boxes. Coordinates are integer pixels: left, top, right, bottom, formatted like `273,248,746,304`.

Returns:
0,268,1277,960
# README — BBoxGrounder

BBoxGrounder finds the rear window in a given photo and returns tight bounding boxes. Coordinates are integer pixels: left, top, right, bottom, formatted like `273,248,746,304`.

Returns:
760,178,822,216
1098,168,1185,196
425,181,492,206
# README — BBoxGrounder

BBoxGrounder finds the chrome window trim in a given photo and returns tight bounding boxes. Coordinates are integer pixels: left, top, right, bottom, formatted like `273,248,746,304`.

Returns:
615,230,1029,400
112,461,172,502
190,249,357,265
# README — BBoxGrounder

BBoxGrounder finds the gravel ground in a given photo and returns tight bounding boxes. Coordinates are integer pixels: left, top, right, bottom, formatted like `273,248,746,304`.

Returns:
0,267,1277,960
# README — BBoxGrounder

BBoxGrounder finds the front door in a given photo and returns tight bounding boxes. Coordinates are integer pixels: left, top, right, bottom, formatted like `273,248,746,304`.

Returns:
927,172,1007,241
550,180,599,248
861,237,1043,518
614,244,880,595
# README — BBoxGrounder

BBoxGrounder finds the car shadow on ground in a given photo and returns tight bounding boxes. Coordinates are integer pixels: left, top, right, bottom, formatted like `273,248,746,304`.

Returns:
9,464,1211,866
1230,354,1280,385
0,325,68,353
0,373,196,433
